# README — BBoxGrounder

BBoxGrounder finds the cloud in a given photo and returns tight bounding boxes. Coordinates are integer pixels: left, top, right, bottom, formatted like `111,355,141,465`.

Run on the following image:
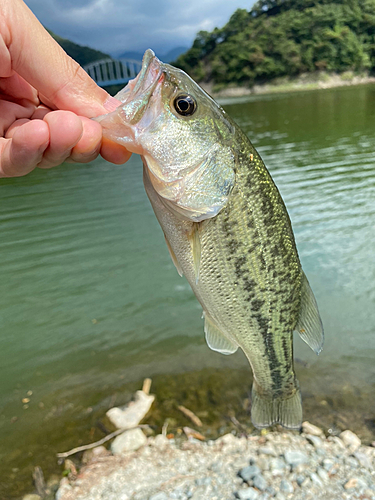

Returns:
24,0,253,56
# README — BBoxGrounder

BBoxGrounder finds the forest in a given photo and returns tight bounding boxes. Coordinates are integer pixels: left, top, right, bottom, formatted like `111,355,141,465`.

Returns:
175,0,375,87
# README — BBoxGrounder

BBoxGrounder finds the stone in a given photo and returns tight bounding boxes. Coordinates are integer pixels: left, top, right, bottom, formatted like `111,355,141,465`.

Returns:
111,428,147,454
258,446,277,457
82,445,110,464
149,493,169,500
252,474,268,491
153,434,170,448
106,390,155,430
322,458,335,471
344,478,358,489
280,480,294,494
317,467,329,482
296,475,305,486
55,478,72,500
340,430,361,450
284,450,308,467
239,465,261,482
302,421,324,436
236,487,260,500
270,458,287,475
354,451,373,469
305,434,323,448
310,472,324,488
22,496,42,500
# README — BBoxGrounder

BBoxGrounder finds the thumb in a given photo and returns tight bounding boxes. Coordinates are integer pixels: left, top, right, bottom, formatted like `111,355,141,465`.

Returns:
2,0,119,117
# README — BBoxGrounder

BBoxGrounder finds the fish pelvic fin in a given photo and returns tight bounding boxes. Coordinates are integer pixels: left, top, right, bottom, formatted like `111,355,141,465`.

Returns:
295,272,324,355
251,382,302,430
203,312,238,355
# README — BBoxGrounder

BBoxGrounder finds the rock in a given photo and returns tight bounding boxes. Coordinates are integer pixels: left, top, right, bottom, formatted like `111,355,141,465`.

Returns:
305,434,323,448
284,450,308,467
354,451,373,469
82,445,110,464
55,478,72,500
239,465,261,482
22,495,42,500
153,434,170,448
270,458,287,474
149,493,169,500
296,475,305,486
236,487,260,500
280,480,294,494
302,421,324,436
344,478,358,489
317,467,330,482
216,433,238,446
252,474,268,491
106,390,155,430
310,472,324,488
111,428,147,454
322,458,335,471
344,456,359,468
340,430,361,450
258,446,277,457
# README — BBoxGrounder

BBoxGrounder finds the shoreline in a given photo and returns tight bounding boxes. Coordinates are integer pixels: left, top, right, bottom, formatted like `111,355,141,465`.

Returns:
54,424,375,500
200,71,375,98
21,378,375,500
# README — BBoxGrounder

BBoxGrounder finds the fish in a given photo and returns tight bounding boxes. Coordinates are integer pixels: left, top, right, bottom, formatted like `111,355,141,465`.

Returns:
96,49,324,429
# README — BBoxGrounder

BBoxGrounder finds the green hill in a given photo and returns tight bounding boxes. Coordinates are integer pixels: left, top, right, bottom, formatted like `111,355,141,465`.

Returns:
47,29,111,66
175,0,375,88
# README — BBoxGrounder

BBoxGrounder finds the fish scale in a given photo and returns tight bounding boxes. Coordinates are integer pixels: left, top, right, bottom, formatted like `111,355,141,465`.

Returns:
97,49,324,429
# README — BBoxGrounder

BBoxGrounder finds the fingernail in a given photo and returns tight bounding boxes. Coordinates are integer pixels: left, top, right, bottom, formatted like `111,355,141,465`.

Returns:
103,96,121,112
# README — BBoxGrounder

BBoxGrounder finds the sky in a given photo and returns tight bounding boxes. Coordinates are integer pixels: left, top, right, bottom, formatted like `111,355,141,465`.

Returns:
24,0,254,57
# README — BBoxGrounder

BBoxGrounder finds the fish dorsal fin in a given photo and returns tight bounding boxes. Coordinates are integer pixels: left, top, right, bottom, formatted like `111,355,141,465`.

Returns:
164,234,183,277
295,272,324,355
203,312,238,355
187,223,201,284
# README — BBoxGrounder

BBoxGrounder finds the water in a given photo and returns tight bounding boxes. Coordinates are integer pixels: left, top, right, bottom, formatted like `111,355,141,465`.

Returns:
1,84,375,498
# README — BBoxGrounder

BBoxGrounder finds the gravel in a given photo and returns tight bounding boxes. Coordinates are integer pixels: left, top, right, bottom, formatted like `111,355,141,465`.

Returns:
54,424,375,500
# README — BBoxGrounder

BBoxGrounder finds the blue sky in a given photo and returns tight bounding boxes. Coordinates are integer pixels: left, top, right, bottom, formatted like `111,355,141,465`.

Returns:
24,0,253,57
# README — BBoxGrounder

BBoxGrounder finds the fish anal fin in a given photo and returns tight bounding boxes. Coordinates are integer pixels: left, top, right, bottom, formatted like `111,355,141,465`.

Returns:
204,312,238,355
187,222,201,284
164,234,183,277
295,272,324,355
251,382,302,430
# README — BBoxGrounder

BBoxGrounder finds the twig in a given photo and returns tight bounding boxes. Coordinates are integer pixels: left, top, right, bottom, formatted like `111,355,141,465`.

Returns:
56,425,149,459
178,405,203,427
230,415,248,436
32,466,47,498
142,378,152,395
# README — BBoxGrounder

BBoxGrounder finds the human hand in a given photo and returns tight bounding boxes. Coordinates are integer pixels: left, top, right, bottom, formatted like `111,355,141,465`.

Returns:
0,0,131,178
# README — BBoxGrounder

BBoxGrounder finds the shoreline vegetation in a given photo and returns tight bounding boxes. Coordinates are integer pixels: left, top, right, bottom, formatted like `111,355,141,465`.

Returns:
22,380,375,500
203,71,375,98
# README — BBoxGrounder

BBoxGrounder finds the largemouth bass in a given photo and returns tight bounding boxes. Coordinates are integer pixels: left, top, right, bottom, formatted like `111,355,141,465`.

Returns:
96,49,324,429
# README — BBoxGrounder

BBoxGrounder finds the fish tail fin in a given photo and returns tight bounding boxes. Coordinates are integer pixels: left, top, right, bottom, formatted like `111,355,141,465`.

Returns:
251,382,302,430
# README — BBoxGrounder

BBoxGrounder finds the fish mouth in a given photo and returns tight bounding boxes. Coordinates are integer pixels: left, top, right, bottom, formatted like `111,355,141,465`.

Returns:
116,49,163,107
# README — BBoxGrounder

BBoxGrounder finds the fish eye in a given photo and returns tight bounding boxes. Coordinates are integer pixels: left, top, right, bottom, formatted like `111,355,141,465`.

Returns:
173,94,197,116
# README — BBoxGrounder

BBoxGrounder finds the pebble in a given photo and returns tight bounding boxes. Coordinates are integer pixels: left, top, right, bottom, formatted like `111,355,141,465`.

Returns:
258,446,277,457
252,474,268,491
239,465,261,482
354,451,373,469
22,496,41,500
302,421,324,436
316,467,330,482
284,450,308,467
310,472,324,488
344,478,358,489
322,458,335,471
340,430,361,450
236,487,260,500
111,428,148,454
279,480,294,494
305,434,323,448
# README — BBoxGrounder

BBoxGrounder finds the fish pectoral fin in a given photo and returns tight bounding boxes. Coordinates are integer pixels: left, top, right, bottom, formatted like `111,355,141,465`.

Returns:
295,272,324,355
251,382,302,430
164,234,183,277
187,222,201,284
203,312,238,355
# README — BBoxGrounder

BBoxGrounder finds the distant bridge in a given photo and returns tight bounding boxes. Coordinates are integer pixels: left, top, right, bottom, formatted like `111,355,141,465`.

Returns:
83,58,142,87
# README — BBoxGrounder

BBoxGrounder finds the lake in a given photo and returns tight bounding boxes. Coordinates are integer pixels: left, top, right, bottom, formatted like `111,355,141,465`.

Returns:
1,84,375,499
